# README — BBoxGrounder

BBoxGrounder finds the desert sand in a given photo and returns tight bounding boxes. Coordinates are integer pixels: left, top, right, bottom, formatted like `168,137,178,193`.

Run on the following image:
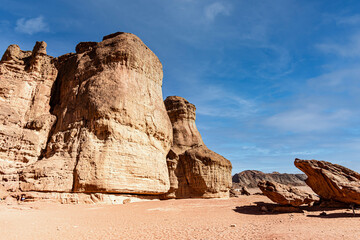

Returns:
1,189,359,240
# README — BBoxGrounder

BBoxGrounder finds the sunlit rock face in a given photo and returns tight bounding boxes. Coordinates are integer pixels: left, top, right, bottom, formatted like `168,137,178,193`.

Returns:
295,158,360,205
258,180,318,206
0,42,57,191
163,96,232,199
18,32,173,194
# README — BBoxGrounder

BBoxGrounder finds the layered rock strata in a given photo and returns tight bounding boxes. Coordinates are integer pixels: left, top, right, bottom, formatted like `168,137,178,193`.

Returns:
163,96,232,198
20,32,173,194
295,158,360,205
0,32,173,195
0,42,57,191
258,180,318,206
0,32,233,201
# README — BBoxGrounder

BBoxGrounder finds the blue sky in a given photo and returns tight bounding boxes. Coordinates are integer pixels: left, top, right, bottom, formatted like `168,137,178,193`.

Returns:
1,0,360,174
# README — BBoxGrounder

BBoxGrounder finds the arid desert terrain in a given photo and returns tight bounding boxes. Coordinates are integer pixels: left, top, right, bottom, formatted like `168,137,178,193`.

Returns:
1,187,359,240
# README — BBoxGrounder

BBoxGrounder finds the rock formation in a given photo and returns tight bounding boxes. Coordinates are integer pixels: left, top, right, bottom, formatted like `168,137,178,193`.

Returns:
0,42,57,191
294,158,360,205
163,96,232,198
1,32,173,195
0,32,232,202
20,32,173,194
258,180,318,206
233,170,306,188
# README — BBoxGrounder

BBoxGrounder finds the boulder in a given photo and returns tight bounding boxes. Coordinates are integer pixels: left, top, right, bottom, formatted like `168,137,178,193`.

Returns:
258,180,318,206
294,158,360,205
163,96,232,198
19,32,173,194
0,42,57,191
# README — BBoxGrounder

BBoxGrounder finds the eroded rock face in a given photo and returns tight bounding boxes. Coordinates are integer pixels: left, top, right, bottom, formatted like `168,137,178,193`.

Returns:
163,96,232,198
258,180,318,206
294,158,360,205
0,42,57,191
20,32,173,194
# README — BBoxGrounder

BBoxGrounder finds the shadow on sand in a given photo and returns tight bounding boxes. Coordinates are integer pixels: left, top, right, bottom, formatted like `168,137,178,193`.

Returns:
233,201,358,218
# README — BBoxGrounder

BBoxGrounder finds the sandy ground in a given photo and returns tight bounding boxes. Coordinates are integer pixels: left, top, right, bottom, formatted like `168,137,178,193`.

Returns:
1,191,360,240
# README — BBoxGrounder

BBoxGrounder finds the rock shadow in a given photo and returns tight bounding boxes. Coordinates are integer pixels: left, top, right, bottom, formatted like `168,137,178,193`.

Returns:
306,212,360,218
233,201,355,216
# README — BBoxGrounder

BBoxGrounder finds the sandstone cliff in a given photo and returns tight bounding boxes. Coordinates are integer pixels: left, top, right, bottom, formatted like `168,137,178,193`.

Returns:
232,170,306,188
0,32,232,201
20,32,173,194
163,96,232,198
0,42,57,191
1,32,173,195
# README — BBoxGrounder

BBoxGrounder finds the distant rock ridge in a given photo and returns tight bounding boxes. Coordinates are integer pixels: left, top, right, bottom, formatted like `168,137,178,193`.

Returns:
0,32,232,203
232,170,306,188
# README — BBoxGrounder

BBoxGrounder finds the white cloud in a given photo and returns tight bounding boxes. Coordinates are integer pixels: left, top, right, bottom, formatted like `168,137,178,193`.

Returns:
265,108,352,132
15,16,49,35
193,85,257,118
204,2,231,21
336,14,360,25
317,33,360,57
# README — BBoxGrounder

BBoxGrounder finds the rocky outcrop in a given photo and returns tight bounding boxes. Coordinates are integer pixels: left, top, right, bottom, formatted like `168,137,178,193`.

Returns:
294,158,360,205
0,32,173,196
163,96,232,199
0,42,57,191
19,32,173,194
0,32,232,201
233,170,306,188
258,180,318,206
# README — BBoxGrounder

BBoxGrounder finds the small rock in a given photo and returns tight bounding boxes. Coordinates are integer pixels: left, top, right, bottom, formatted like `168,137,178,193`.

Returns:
230,224,236,227
260,206,268,212
320,211,327,216
123,198,131,204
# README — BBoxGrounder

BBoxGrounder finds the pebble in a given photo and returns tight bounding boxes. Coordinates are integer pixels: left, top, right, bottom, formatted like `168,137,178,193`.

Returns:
320,211,327,216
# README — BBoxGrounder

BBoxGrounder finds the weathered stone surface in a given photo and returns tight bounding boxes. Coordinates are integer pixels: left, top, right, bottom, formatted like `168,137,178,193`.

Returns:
0,185,8,199
294,158,360,205
163,96,232,199
0,42,57,191
233,170,306,188
164,96,204,154
258,180,318,206
20,32,173,194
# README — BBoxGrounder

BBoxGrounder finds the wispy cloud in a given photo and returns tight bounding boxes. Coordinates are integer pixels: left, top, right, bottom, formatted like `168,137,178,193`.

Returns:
204,2,231,21
317,32,360,57
336,14,360,25
265,107,352,132
15,16,49,35
192,85,257,118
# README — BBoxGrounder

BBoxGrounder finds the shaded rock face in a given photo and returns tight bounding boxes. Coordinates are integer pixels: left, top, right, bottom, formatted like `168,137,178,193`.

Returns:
163,96,232,199
233,170,306,188
294,158,360,205
0,32,173,195
258,180,318,206
0,42,57,191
